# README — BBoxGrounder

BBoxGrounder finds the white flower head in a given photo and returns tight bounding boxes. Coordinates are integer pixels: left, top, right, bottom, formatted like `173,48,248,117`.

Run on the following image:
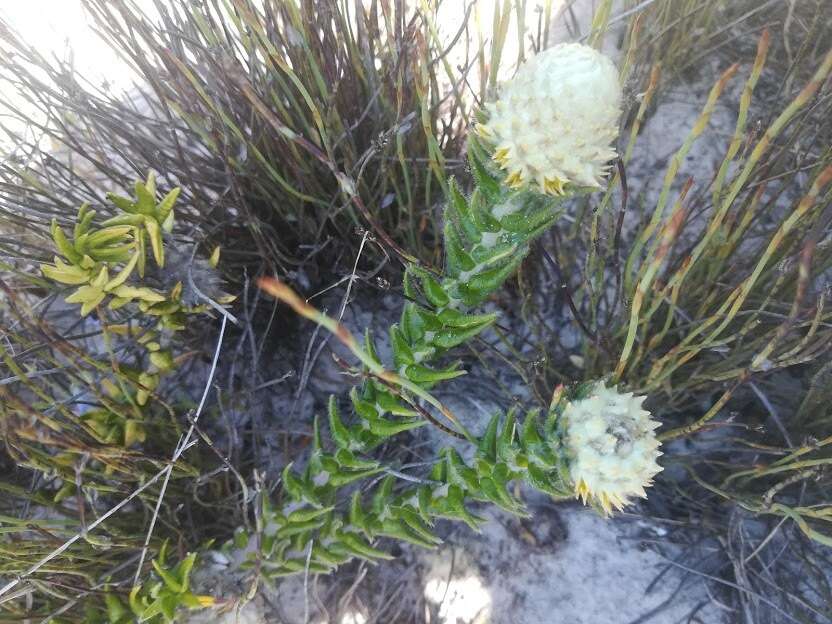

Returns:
477,43,622,195
562,382,662,515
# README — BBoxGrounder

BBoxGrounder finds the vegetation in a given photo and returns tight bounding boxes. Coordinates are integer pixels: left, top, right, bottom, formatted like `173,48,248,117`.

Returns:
1,1,831,622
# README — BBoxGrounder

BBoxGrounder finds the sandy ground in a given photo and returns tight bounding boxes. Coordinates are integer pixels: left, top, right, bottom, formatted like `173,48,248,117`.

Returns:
192,505,725,624
416,507,724,624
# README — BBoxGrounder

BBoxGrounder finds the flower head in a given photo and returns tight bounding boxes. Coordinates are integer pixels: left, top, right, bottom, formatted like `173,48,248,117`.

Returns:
477,43,622,195
562,382,662,514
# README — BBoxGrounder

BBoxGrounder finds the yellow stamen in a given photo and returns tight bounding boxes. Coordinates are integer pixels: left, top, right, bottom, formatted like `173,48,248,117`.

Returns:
505,170,524,188
575,479,590,505
599,492,612,516
543,176,567,196
493,147,511,168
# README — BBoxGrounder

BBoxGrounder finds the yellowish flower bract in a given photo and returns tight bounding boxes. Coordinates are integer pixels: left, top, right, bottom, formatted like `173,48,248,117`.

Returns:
478,43,622,194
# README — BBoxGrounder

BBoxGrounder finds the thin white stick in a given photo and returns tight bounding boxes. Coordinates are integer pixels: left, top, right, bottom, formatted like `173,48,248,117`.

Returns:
302,539,314,624
338,230,369,322
132,313,228,585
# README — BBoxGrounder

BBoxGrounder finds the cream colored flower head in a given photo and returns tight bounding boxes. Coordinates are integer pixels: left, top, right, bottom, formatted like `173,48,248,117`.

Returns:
477,43,622,195
562,382,662,515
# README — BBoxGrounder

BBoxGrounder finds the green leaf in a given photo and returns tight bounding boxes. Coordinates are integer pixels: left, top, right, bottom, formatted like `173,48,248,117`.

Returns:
443,221,476,276
261,559,324,577
311,413,324,452
479,475,524,514
468,190,502,233
65,285,106,314
447,178,471,222
88,245,133,263
100,213,144,227
392,507,442,545
350,388,380,422
156,187,180,222
160,595,178,623
175,553,198,592
105,592,129,623
526,463,558,496
74,204,96,241
329,466,383,487
111,285,166,303
334,448,379,471
91,265,109,289
338,532,393,561
107,193,139,214
312,544,350,566
445,184,479,244
429,459,446,482
275,517,327,538
124,419,146,447
105,252,140,291
363,329,383,366
281,463,304,500
286,506,334,524
477,413,500,461
378,518,438,549
42,258,90,285
433,484,484,530
404,363,465,384
128,586,144,616
401,302,424,344
458,258,522,306
152,559,184,593
467,143,501,200
137,228,147,278
519,410,543,449
416,486,433,524
389,325,415,367
179,593,214,609
139,597,164,622
145,171,157,197
150,350,174,371
144,217,164,267
500,200,559,234
135,180,156,214
367,416,424,437
445,449,480,492
372,475,395,515
374,390,415,416
86,225,133,248
402,268,417,299
161,209,175,233
431,322,493,349
521,412,558,468
412,268,449,308
208,245,221,268
497,410,518,463
50,219,81,262
349,491,371,535
436,308,496,329
328,397,354,450
53,481,76,503
108,296,131,310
